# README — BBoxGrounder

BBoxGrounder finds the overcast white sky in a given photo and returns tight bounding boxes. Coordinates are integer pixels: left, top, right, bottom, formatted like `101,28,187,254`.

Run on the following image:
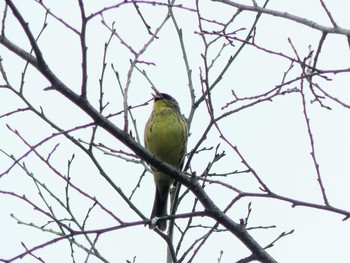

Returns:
1,0,350,262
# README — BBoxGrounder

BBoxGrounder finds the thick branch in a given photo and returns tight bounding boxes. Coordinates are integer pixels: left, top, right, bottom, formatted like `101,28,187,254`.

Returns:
0,14,276,263
0,1,285,261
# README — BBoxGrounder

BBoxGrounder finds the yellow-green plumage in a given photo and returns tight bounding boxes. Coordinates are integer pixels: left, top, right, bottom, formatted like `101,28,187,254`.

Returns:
144,93,187,231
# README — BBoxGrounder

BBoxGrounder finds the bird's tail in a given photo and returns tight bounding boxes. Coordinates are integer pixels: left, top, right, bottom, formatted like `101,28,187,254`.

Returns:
150,185,170,231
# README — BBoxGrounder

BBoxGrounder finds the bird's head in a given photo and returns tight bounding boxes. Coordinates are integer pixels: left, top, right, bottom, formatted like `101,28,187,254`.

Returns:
152,93,181,113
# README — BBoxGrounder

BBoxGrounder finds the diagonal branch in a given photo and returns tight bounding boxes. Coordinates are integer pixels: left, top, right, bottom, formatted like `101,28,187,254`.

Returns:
0,1,279,261
212,0,350,36
0,17,277,263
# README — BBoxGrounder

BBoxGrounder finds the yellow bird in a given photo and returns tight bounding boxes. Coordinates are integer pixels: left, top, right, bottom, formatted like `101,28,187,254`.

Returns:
144,93,188,231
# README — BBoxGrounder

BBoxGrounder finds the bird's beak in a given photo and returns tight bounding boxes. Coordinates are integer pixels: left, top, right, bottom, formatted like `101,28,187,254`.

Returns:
152,92,161,100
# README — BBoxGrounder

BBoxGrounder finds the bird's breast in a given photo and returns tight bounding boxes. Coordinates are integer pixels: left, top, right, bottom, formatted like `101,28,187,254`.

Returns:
145,109,186,166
